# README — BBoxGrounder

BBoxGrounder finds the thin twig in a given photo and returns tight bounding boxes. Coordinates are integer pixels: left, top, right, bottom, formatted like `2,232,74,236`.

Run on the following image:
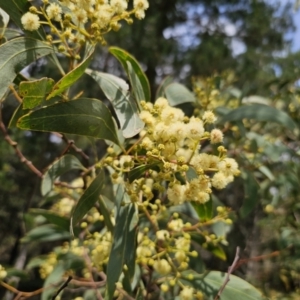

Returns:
233,248,289,270
83,249,104,300
51,276,73,300
61,134,90,160
70,278,106,287
0,121,43,178
214,246,240,300
9,85,23,104
1,277,106,299
116,287,136,300
54,181,84,189
1,281,45,299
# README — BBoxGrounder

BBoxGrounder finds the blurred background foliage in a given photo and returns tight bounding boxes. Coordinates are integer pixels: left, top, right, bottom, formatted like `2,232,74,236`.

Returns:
1,0,300,299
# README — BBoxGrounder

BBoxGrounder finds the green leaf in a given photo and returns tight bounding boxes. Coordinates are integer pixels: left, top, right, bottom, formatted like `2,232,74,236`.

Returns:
155,75,173,99
190,232,206,246
181,270,267,300
127,163,159,183
239,170,260,218
99,195,114,233
20,78,55,109
192,198,213,221
165,82,196,106
71,169,105,232
0,0,45,39
26,257,47,270
42,263,66,300
258,165,275,181
22,225,71,243
8,103,29,128
0,28,22,41
41,154,85,196
0,8,9,28
220,104,297,131
6,268,28,279
109,46,151,102
47,48,94,100
206,244,226,260
126,61,145,103
0,37,54,100
30,209,70,231
105,204,137,300
124,205,138,279
242,95,271,105
122,270,133,295
17,98,121,145
85,69,144,138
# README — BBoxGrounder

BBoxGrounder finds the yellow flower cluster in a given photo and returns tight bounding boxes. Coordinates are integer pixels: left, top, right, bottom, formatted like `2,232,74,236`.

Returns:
39,231,112,279
90,231,112,270
137,97,239,205
192,74,240,111
39,252,57,279
0,265,7,280
136,227,197,273
134,214,212,296
51,197,75,216
21,0,149,47
106,97,239,207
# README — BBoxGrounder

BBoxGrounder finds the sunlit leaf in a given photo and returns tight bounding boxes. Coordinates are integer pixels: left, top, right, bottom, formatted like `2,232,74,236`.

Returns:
258,165,275,181
126,61,145,103
220,104,297,131
155,75,173,99
242,95,271,105
0,37,54,100
109,46,151,102
17,98,121,146
47,48,94,100
0,7,9,28
0,28,22,41
86,69,144,138
181,270,267,300
71,169,105,233
20,78,55,109
165,82,196,106
41,154,85,196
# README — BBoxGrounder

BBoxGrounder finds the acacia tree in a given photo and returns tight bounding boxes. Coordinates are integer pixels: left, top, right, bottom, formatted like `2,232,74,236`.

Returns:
0,1,299,300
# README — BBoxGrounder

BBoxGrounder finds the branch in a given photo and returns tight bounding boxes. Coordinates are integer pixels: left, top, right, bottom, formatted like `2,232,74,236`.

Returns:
54,181,84,189
0,121,43,178
60,134,90,161
0,276,106,299
9,84,23,104
1,281,45,299
51,276,72,300
214,246,240,300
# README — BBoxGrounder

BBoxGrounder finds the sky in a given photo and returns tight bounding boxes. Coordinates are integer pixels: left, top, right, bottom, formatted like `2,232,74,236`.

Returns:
163,1,300,56
292,9,300,51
